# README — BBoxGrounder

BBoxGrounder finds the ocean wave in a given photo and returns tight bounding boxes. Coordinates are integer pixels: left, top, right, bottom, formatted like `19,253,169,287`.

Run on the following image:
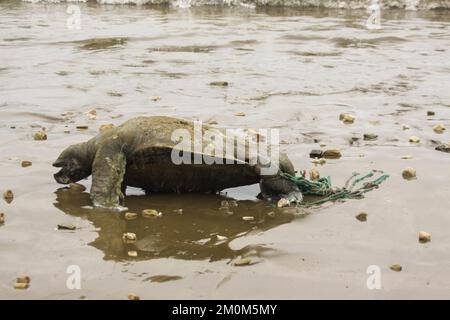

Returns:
20,0,450,10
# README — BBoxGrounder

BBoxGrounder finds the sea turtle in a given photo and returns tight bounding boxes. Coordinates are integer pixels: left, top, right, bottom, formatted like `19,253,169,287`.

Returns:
53,116,302,211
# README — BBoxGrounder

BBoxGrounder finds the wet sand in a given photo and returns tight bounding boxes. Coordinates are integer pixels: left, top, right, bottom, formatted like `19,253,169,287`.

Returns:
1,3,450,299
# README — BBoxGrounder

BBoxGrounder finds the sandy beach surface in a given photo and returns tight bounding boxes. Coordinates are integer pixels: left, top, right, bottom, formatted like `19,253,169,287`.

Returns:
0,2,449,299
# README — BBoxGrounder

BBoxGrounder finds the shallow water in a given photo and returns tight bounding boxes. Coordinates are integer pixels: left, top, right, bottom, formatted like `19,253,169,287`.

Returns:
1,2,450,299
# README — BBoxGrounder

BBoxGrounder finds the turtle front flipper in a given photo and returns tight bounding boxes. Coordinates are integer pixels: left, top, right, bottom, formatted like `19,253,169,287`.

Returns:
90,137,128,212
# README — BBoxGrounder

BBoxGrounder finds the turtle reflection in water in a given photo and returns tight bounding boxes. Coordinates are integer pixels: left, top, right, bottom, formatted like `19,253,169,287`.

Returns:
53,189,304,262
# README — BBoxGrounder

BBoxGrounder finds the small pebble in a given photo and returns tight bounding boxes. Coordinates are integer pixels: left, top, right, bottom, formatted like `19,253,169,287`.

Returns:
128,251,138,257
122,232,137,242
124,212,138,220
277,198,290,208
128,293,140,300
173,209,183,215
309,150,323,159
427,111,435,116
0,213,5,225
86,109,97,120
69,183,86,192
216,235,228,241
209,81,229,87
142,209,162,218
355,212,367,222
99,123,115,133
235,112,246,117
390,264,402,272
339,113,355,124
309,168,320,181
21,160,32,168
233,257,253,266
14,276,30,289
242,216,254,221
402,124,410,130
323,149,342,159
150,96,161,102
401,155,413,159
409,136,420,143
57,223,76,230
33,131,47,141
363,133,378,141
76,125,89,130
3,190,14,204
435,144,450,153
419,231,431,243
402,167,417,180
433,124,446,134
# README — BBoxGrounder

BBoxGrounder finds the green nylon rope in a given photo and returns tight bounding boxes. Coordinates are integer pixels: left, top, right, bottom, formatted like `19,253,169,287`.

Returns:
281,170,390,207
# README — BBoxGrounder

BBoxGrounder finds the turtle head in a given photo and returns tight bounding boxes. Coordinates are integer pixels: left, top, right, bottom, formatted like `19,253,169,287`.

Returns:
53,143,91,184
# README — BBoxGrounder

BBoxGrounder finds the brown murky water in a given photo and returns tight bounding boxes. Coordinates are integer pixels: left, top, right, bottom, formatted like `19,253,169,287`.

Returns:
1,2,450,299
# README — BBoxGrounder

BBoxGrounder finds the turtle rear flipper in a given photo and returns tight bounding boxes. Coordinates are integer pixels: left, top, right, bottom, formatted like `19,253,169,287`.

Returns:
260,176,303,206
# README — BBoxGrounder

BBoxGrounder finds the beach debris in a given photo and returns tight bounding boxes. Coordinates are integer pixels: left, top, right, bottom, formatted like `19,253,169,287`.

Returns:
76,125,89,130
402,167,417,180
277,198,291,208
99,123,115,132
339,113,355,124
210,81,229,87
142,209,162,218
124,212,138,220
427,111,435,116
433,124,446,134
85,109,97,120
309,168,320,181
0,213,5,225
122,232,137,243
128,251,138,257
57,223,76,230
401,155,413,159
242,216,255,221
323,149,342,159
355,212,368,222
409,136,420,143
309,150,323,159
363,133,378,141
150,96,161,102
173,209,183,215
235,112,246,117
21,160,32,168
3,190,14,204
14,276,30,289
435,143,450,153
216,235,228,241
267,211,276,218
312,158,326,165
419,231,431,243
69,183,86,192
108,91,122,97
33,130,47,141
402,124,410,130
233,257,253,267
390,264,402,272
127,293,140,300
